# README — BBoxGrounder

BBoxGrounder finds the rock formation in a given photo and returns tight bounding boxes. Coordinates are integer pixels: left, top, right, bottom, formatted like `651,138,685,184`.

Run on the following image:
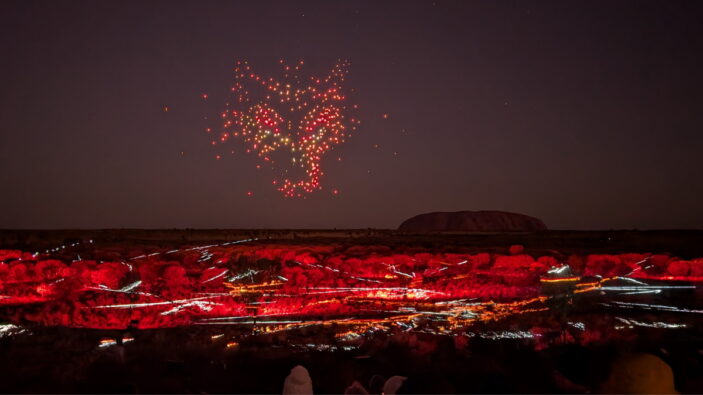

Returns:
398,210,547,232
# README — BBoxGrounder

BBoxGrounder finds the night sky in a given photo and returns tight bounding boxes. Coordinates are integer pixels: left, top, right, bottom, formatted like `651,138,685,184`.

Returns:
1,0,702,230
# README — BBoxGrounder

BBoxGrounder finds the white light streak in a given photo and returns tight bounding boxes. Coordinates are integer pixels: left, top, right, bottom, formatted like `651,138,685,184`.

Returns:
202,269,229,284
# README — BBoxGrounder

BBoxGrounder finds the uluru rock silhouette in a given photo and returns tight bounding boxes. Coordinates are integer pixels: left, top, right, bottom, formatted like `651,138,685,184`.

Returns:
398,210,547,232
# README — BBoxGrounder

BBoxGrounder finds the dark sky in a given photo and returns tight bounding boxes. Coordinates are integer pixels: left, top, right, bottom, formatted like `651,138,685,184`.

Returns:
1,0,702,230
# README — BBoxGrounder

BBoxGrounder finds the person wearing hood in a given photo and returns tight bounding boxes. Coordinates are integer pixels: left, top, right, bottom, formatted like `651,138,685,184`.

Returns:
283,365,313,395
382,376,407,395
598,353,678,394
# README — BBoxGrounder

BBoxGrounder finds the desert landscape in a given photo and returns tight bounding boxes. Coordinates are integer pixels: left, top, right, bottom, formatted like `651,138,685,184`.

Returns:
1,228,702,392
3,0,703,393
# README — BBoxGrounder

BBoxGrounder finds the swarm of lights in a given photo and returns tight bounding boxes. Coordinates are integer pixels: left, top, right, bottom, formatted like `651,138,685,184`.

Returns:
209,59,360,197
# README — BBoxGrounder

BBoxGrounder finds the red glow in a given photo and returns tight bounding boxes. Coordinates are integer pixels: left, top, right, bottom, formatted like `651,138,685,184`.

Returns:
206,59,360,197
0,245,700,332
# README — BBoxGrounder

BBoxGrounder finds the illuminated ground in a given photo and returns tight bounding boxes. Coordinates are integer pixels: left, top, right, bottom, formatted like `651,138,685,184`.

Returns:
1,232,702,392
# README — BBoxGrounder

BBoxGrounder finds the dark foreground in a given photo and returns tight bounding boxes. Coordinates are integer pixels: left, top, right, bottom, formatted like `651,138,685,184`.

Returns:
1,324,702,393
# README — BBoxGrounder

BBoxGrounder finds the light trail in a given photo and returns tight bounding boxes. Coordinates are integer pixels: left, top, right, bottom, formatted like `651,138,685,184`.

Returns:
202,269,229,284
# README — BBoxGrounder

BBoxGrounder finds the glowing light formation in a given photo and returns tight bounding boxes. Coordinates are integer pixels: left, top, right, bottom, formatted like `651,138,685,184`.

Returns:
209,59,360,197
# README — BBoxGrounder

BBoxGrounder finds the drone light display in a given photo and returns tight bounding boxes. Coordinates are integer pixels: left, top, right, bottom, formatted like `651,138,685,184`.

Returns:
209,59,360,197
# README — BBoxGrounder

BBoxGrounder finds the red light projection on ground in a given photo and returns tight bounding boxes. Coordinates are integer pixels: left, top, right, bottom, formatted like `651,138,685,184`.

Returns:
1,243,701,343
